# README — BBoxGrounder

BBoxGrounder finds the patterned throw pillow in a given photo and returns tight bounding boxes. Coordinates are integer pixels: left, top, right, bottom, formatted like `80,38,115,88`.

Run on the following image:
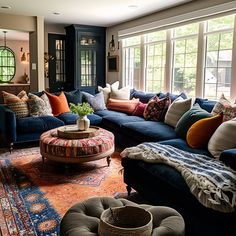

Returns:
211,94,236,121
107,98,139,114
208,117,236,158
143,96,171,121
28,93,53,117
164,97,192,127
83,91,106,111
186,113,223,149
2,90,29,118
45,91,70,116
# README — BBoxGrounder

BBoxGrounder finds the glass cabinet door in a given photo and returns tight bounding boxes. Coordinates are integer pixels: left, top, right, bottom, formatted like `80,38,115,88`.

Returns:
80,50,96,87
48,34,67,92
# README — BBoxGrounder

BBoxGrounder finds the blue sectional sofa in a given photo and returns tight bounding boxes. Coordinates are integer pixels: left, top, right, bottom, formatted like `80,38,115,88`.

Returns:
0,90,236,235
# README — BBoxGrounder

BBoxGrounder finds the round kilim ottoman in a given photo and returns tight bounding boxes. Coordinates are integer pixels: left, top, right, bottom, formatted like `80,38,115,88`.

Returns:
60,197,185,236
40,127,114,165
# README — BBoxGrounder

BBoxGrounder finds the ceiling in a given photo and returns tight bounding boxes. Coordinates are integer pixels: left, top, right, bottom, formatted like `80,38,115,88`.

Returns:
0,0,192,27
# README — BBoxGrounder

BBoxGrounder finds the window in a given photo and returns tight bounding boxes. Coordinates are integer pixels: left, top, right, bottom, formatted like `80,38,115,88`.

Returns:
145,31,166,92
172,23,199,97
204,15,234,99
122,36,141,88
121,13,236,100
0,46,15,82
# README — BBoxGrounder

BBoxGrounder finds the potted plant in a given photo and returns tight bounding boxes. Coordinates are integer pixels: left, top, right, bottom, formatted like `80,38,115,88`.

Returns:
70,102,94,131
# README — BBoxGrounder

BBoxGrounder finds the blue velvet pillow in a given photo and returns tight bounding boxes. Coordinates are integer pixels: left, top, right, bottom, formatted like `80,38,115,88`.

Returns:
194,98,216,113
82,91,106,111
175,104,213,139
159,92,187,102
64,89,82,105
130,89,157,103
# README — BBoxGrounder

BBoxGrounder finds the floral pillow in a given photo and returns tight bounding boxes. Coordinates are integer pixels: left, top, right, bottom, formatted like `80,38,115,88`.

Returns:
211,94,236,121
143,96,171,121
28,93,53,117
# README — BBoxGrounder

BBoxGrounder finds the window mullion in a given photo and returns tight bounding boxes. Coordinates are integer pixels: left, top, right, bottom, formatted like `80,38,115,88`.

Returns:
196,22,205,98
165,29,172,92
140,35,145,91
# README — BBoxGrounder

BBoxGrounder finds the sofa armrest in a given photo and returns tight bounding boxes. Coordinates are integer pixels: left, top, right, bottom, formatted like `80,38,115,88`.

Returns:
219,149,236,171
0,104,17,146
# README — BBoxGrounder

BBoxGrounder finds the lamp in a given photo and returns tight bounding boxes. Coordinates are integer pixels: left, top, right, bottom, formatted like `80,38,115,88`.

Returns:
109,35,115,52
21,47,26,62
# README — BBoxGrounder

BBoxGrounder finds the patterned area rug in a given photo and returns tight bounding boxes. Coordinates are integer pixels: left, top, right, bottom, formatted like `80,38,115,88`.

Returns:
0,147,127,235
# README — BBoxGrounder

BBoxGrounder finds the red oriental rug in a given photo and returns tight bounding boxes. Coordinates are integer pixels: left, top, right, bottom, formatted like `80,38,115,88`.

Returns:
0,147,127,235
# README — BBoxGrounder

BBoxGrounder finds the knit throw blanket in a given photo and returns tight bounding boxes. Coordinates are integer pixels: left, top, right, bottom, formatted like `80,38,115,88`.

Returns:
120,142,236,213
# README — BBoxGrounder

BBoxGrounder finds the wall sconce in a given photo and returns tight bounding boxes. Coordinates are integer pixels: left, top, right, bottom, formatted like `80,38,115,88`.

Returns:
109,35,115,52
20,47,26,62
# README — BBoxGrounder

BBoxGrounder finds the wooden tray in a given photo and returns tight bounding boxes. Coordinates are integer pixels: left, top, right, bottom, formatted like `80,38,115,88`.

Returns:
57,125,100,139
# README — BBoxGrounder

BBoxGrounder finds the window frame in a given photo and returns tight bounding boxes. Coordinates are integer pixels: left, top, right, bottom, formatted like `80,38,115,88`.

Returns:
0,46,16,83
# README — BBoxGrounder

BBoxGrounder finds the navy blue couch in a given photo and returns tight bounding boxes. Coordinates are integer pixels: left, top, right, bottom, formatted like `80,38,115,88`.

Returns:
1,90,236,235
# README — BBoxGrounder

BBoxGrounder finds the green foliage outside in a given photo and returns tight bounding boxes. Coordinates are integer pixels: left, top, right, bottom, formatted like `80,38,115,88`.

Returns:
70,102,94,116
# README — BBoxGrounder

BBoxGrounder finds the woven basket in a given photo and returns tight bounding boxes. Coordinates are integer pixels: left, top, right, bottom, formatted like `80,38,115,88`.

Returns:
98,206,153,236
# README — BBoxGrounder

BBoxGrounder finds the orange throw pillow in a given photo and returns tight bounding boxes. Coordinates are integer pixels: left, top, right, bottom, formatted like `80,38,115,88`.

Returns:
186,114,223,149
107,98,139,114
45,91,70,116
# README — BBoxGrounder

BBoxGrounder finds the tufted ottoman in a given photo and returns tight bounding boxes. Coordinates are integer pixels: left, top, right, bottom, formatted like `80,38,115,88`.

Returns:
40,127,114,165
60,197,185,236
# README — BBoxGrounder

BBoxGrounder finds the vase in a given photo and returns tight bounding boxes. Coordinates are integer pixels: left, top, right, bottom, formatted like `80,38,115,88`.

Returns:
77,115,90,131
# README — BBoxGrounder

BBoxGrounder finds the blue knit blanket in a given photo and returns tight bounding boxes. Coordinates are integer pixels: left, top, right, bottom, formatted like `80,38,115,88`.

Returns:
121,142,236,213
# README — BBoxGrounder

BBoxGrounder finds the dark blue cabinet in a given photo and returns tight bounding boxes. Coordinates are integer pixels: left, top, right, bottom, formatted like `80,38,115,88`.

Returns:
65,25,106,94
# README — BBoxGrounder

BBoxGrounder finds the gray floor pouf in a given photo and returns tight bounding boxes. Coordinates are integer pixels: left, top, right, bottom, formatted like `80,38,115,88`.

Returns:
60,197,185,236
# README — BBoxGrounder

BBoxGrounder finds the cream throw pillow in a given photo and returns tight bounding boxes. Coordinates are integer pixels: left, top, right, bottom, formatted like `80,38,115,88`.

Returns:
98,81,119,104
164,97,192,127
208,118,236,159
110,86,130,100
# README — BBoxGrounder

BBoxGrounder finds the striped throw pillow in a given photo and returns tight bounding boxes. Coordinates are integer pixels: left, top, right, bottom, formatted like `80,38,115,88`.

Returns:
2,90,29,118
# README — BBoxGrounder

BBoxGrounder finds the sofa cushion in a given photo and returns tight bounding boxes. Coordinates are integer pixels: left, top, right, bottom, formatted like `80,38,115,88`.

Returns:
17,116,64,134
194,98,216,113
28,93,53,117
159,139,211,156
211,94,236,121
208,117,236,159
110,86,130,100
159,92,187,102
165,97,192,127
82,92,106,111
132,102,147,117
98,81,119,104
102,115,145,131
107,98,139,114
143,96,171,121
130,89,157,103
220,149,236,171
2,90,29,118
64,89,82,105
95,109,128,117
45,91,70,116
121,121,177,142
57,112,102,126
187,114,223,149
175,104,212,139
